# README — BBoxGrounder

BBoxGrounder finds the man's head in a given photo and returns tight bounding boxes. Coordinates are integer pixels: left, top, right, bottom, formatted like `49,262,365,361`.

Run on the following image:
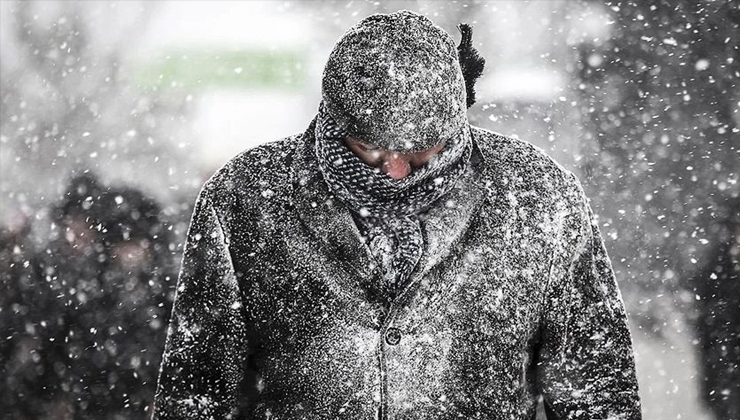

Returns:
321,11,468,154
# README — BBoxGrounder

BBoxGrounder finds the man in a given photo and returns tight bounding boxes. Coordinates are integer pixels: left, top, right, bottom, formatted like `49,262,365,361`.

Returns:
153,11,642,419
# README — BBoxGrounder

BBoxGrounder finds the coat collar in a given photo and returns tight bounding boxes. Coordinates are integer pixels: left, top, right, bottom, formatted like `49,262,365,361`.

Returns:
291,119,376,284
290,119,488,302
398,155,486,300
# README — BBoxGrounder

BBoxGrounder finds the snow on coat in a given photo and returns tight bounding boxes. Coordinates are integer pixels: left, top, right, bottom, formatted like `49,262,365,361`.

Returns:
151,119,642,419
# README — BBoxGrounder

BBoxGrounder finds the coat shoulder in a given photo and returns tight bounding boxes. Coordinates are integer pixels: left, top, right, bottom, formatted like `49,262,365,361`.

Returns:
470,125,586,208
190,133,309,238
471,126,573,183
200,134,304,202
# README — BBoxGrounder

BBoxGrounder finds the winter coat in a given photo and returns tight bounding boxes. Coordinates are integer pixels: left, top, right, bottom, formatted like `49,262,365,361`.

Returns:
152,120,642,420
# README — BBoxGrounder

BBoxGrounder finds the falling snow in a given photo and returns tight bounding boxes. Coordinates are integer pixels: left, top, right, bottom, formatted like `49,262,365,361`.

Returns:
1,1,738,420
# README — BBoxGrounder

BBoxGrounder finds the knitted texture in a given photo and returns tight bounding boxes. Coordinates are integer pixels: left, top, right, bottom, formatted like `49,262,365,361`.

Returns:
314,104,472,298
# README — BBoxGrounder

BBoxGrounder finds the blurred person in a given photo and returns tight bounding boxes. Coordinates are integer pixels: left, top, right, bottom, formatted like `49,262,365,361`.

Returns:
2,173,176,420
0,212,36,414
1,172,106,419
0,211,32,362
92,185,176,418
153,11,641,419
694,197,740,420
54,182,174,420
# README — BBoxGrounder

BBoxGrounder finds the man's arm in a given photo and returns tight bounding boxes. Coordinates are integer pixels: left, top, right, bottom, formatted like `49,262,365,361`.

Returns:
537,177,642,420
152,188,249,419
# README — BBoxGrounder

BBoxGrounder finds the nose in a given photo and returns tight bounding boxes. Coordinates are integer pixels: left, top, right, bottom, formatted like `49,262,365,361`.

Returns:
382,153,412,180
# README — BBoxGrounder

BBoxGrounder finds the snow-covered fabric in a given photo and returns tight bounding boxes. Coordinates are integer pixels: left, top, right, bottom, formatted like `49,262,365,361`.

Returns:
151,122,642,419
314,104,472,299
321,11,468,152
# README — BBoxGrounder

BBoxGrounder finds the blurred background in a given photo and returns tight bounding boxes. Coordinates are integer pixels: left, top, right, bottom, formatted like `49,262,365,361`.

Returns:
1,1,738,419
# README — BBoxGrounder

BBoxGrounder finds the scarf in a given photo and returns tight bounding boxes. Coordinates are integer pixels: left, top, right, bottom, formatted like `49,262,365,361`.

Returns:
315,104,472,299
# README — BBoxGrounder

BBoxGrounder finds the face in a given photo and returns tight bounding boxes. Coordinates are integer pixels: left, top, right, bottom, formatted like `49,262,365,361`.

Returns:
112,240,151,271
63,216,98,256
344,137,446,180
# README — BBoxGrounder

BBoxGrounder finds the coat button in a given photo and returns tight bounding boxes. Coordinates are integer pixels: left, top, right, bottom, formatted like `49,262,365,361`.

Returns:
385,327,401,345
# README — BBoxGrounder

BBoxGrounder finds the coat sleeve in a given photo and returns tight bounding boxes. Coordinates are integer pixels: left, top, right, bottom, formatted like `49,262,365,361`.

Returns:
152,189,250,419
537,177,642,420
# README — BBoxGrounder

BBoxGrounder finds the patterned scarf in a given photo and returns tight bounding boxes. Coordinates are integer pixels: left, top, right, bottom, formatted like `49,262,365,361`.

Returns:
315,104,472,299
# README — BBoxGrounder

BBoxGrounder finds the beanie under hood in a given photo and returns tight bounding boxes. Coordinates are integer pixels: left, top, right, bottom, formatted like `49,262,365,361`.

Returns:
321,11,468,152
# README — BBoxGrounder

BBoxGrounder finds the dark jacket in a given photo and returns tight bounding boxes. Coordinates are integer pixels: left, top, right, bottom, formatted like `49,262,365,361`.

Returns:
152,121,642,419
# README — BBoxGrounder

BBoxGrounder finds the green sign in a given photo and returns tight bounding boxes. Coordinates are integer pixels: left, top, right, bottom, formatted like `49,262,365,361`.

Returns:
136,49,306,91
